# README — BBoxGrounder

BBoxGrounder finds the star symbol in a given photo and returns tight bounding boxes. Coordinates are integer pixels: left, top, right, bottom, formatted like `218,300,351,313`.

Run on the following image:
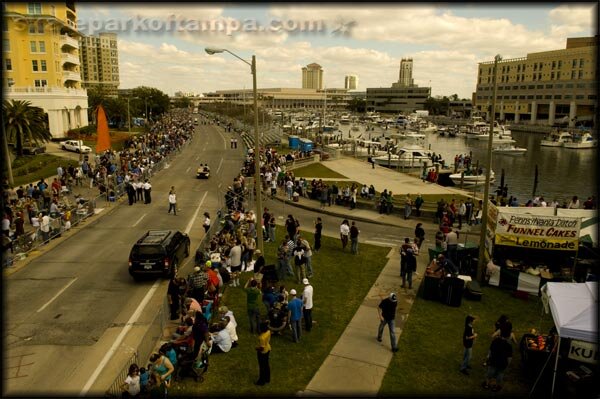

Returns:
331,17,356,36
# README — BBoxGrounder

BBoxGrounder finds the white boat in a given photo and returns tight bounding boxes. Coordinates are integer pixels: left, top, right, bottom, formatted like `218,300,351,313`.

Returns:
450,170,496,186
339,115,351,124
540,131,573,147
563,132,597,149
492,144,527,155
473,133,516,144
372,144,439,168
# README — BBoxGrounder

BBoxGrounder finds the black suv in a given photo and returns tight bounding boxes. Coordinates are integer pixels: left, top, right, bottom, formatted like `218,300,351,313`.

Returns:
128,230,190,279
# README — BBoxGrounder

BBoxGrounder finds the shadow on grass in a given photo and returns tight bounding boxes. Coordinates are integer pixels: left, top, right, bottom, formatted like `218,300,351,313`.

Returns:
169,229,390,395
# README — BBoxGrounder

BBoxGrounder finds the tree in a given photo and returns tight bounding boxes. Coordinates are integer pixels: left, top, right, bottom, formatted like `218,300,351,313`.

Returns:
347,98,366,113
130,86,171,120
450,93,459,101
173,97,192,109
2,99,51,156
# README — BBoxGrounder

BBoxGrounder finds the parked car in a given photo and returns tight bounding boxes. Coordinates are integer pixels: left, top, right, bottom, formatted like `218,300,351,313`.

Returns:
128,230,190,280
13,142,46,155
59,140,92,153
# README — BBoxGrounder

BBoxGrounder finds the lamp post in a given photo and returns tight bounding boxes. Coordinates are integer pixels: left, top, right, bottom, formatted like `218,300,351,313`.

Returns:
205,47,264,254
477,54,502,283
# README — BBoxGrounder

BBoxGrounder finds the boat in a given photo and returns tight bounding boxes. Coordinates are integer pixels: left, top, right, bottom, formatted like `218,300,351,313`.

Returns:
492,144,527,155
540,131,573,147
438,127,448,136
372,144,440,168
450,169,495,186
339,115,351,124
563,132,597,149
473,133,516,144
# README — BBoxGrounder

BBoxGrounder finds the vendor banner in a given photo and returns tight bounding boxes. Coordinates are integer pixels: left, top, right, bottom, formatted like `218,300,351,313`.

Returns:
495,212,581,250
569,340,598,364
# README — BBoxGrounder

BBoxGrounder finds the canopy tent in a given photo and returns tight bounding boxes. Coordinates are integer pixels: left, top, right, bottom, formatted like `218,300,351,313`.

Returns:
541,281,598,397
542,281,598,342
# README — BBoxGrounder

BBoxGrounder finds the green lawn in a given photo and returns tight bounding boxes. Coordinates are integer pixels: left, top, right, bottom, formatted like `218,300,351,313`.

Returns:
291,163,348,179
10,154,80,186
379,286,555,397
170,228,390,395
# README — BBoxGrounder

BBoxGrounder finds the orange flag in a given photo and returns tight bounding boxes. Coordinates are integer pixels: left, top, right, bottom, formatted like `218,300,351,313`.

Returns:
96,104,111,153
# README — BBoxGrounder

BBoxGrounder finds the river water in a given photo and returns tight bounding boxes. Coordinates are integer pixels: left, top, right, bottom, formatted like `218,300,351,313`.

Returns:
337,125,597,204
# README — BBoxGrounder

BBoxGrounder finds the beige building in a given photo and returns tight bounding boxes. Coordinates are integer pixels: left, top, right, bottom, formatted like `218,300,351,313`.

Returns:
302,63,323,90
3,2,89,138
395,58,414,87
344,74,358,90
474,36,597,127
79,32,119,96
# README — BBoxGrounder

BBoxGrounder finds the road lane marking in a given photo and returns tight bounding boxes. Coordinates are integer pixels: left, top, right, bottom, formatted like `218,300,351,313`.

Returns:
185,191,207,234
216,128,228,150
79,280,161,396
36,278,78,313
186,166,191,173
132,214,146,227
216,158,224,173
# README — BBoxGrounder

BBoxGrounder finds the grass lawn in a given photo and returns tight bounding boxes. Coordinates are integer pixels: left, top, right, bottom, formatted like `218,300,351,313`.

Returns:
291,163,348,179
379,285,555,397
11,154,80,186
170,228,390,395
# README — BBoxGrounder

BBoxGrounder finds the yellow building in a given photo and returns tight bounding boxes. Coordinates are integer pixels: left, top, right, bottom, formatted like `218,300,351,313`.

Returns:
79,32,120,96
3,1,89,138
474,36,597,127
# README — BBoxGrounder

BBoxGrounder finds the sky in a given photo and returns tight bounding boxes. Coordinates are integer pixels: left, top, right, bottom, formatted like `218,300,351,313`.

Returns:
76,3,597,98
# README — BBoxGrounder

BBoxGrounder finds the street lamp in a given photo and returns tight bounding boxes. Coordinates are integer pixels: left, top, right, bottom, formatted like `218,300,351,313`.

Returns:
477,54,502,283
205,46,264,254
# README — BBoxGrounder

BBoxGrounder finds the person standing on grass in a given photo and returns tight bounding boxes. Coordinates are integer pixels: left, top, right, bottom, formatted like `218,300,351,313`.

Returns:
340,219,350,250
302,278,313,332
483,330,513,392
350,221,360,254
255,321,271,386
288,289,303,343
314,217,323,253
377,292,399,353
167,186,177,215
244,278,262,334
460,315,477,375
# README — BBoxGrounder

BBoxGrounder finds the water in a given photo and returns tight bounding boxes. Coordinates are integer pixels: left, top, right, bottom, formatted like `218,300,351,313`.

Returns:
338,125,597,203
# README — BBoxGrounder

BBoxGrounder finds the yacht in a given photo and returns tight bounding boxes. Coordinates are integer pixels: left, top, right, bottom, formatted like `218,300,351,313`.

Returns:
450,169,495,186
372,144,439,168
492,144,527,155
540,131,573,147
563,132,597,149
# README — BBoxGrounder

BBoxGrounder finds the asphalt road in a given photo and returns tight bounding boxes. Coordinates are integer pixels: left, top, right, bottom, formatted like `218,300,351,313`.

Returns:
3,122,245,395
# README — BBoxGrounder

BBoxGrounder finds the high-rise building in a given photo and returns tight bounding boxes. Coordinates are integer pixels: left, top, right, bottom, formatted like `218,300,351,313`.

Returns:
345,74,358,90
474,36,597,127
302,63,323,90
79,32,120,96
396,58,414,87
3,2,89,138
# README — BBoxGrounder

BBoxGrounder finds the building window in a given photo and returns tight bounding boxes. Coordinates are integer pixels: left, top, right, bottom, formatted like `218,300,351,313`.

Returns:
528,85,535,89
37,21,44,33
571,71,576,79
578,70,583,79
5,58,12,70
30,40,37,52
579,59,584,68
536,95,542,99
34,79,47,87
38,41,45,52
557,71,560,80
3,39,9,51
537,85,543,89
564,95,572,100
551,72,554,79
589,95,597,100
520,85,526,89
552,61,556,69
51,5,56,16
566,84,573,88
29,23,36,34
2,17,7,32
545,84,553,89
575,95,584,100
545,95,552,99
538,73,542,80
576,83,585,88
27,3,42,14
556,84,563,89
554,95,562,100
32,60,38,71
7,77,15,87
527,95,534,99
519,95,526,99
511,96,518,99
572,59,577,68
533,63,537,71
558,60,562,68
40,60,46,71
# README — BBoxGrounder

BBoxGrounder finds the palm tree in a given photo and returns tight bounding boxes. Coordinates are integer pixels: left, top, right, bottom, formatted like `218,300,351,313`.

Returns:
2,99,51,156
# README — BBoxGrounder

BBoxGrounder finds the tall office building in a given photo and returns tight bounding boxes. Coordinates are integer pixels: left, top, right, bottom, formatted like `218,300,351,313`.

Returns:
302,63,323,90
345,74,358,90
397,58,414,87
474,36,597,127
3,2,89,138
79,32,120,96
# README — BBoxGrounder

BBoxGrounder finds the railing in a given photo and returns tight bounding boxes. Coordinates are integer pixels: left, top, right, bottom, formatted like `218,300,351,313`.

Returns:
60,34,79,49
61,52,80,65
5,86,87,96
62,70,82,82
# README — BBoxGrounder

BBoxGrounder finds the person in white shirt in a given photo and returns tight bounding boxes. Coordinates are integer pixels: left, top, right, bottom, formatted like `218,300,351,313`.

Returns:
121,364,141,397
143,180,152,204
219,306,239,347
203,212,211,233
458,200,467,230
340,219,350,250
209,322,232,353
168,186,177,215
302,278,314,332
567,196,580,209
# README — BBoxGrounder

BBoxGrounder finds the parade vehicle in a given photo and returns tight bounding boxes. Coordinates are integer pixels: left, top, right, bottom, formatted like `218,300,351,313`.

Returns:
59,139,92,153
196,164,210,179
128,230,190,280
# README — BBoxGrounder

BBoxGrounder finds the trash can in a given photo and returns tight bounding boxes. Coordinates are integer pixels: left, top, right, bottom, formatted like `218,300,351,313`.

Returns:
440,277,465,307
423,275,441,300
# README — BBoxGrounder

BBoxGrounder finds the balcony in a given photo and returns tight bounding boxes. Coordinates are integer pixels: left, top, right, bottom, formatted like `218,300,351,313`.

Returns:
62,70,82,83
5,86,87,97
60,35,79,49
61,52,80,66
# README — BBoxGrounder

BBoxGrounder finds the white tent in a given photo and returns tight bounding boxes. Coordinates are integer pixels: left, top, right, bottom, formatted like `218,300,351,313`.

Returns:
542,281,598,342
541,281,598,397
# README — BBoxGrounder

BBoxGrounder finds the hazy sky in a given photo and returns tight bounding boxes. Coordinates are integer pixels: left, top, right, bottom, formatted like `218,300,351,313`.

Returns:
77,3,597,98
